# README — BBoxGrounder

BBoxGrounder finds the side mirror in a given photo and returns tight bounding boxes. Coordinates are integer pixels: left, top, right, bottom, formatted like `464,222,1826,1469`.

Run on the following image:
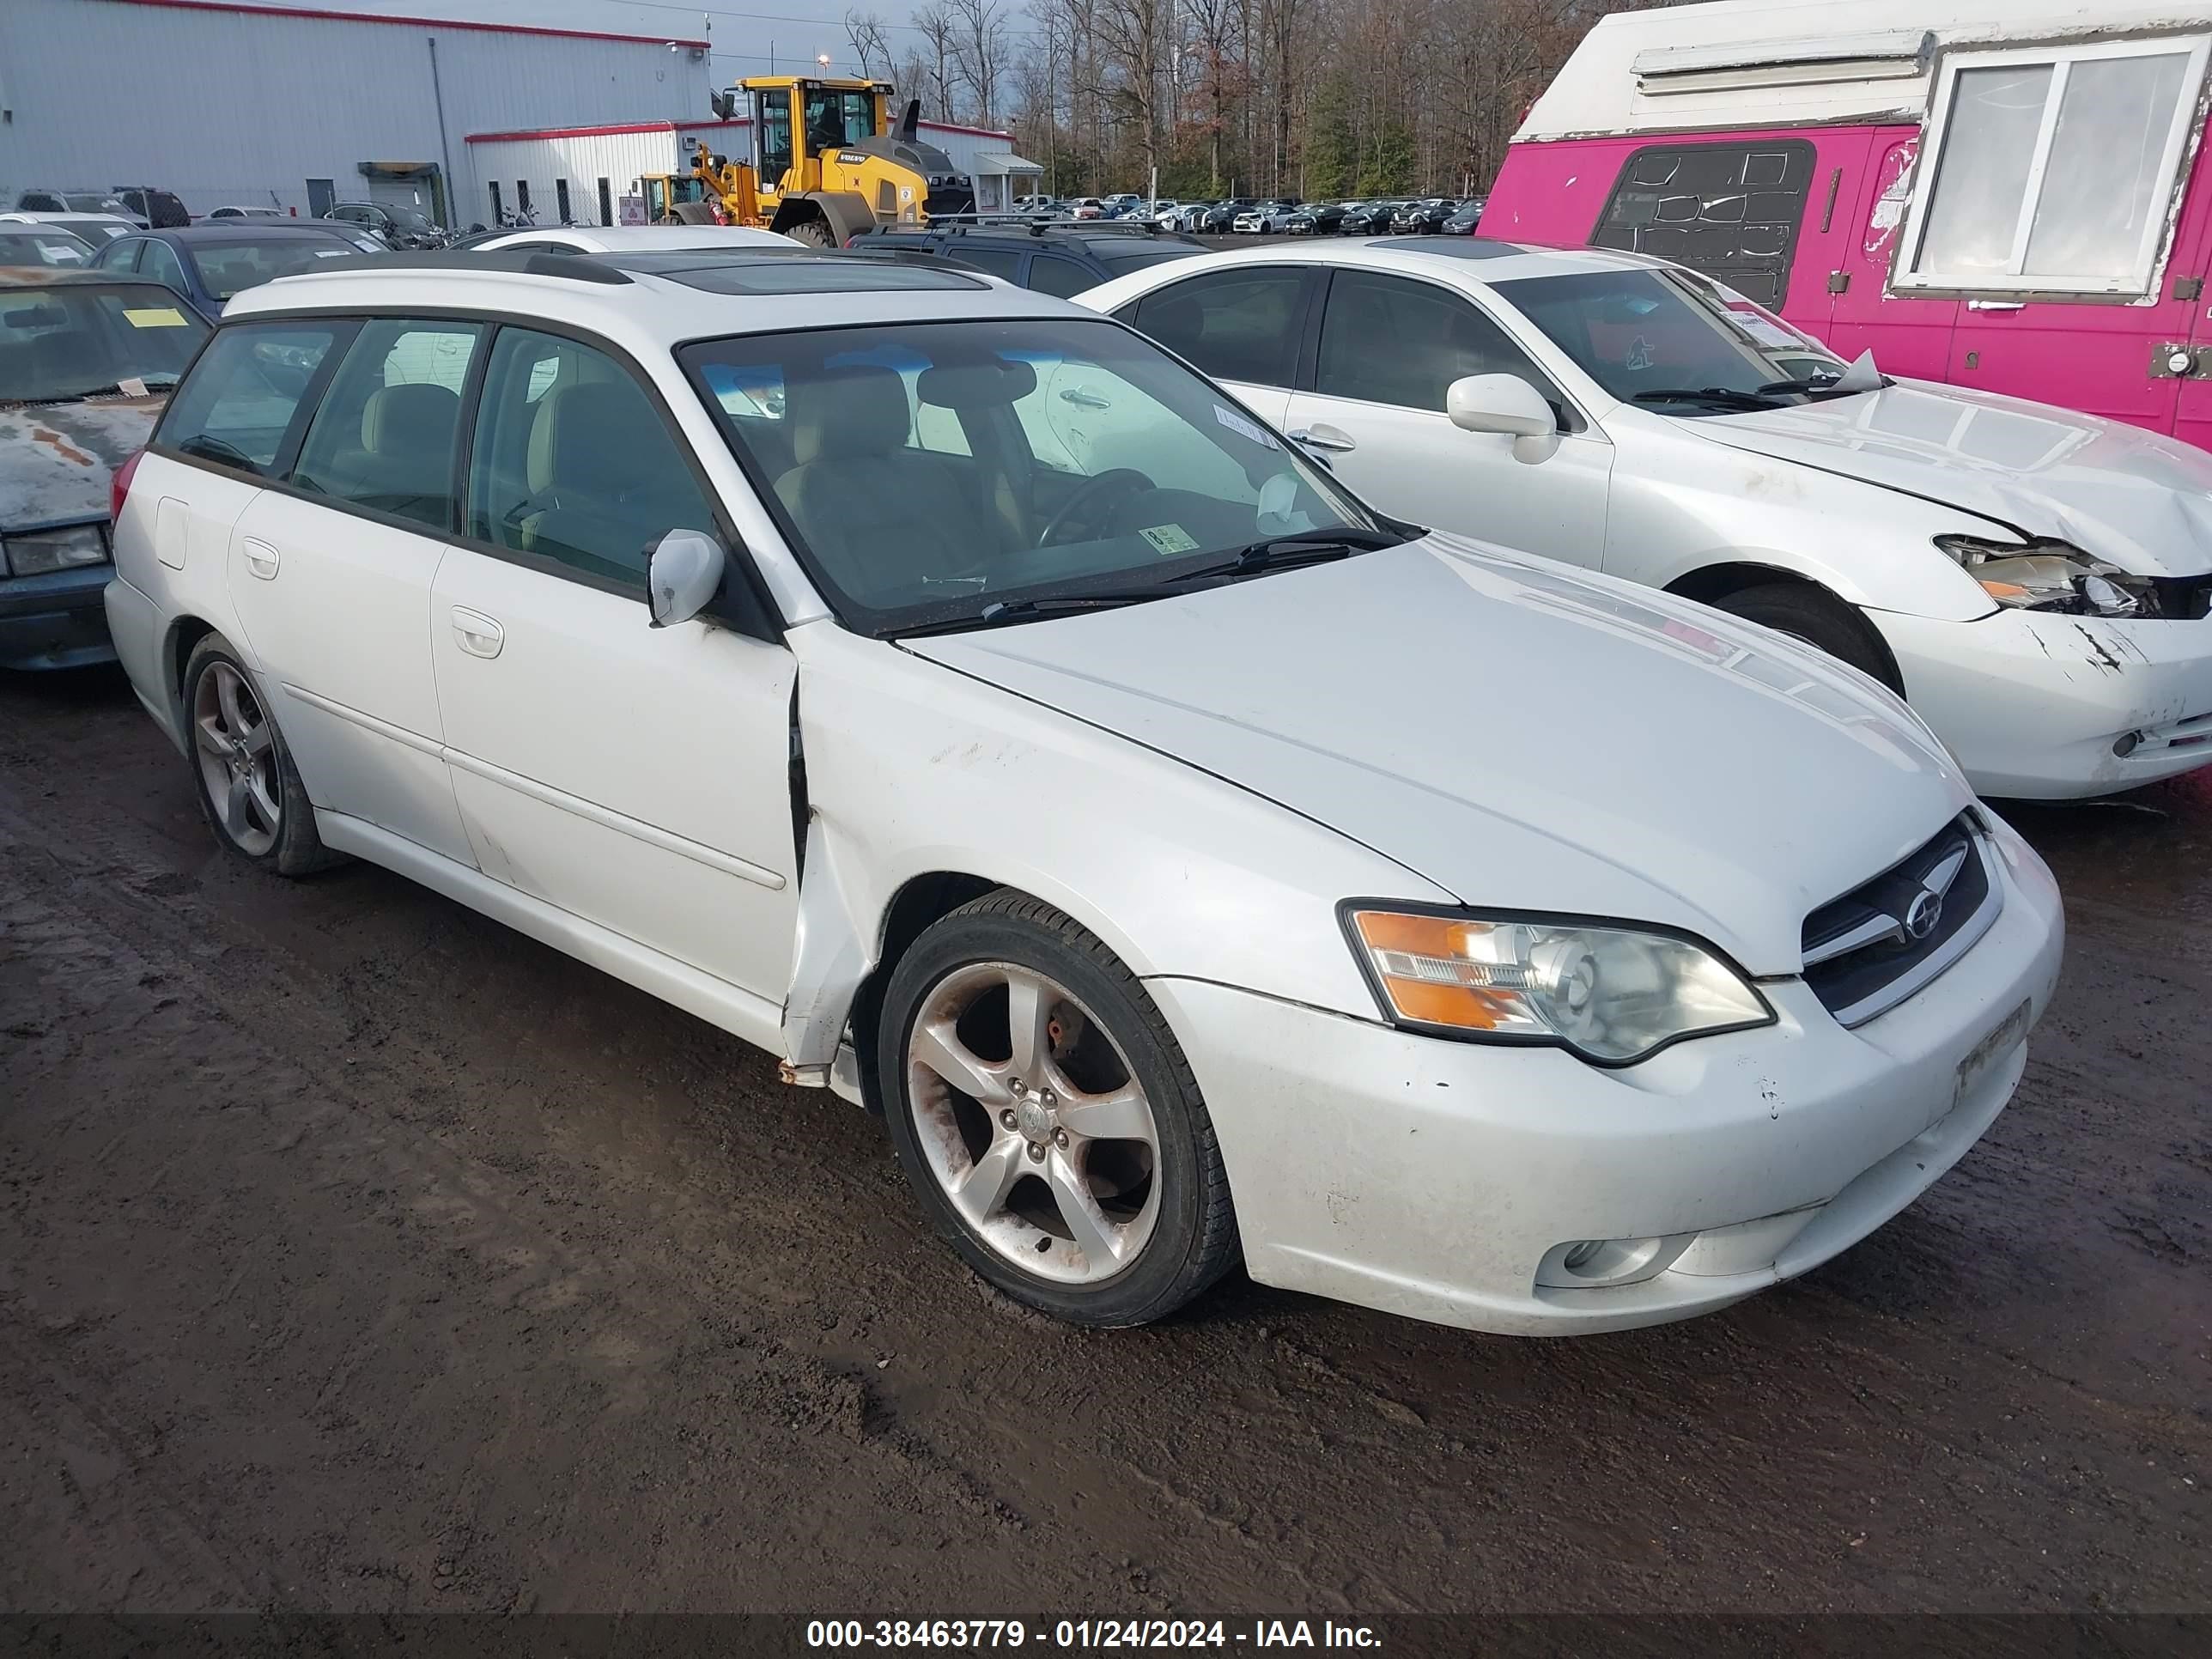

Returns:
1445,374,1561,464
647,528,726,629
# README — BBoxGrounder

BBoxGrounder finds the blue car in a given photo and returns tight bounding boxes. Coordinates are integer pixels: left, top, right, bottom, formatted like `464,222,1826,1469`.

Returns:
91,223,381,323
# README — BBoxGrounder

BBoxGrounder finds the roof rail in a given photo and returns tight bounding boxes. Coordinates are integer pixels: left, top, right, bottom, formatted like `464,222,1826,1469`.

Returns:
317,249,634,285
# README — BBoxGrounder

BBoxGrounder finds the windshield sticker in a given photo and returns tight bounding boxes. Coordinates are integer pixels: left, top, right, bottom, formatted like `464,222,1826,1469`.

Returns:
122,307,190,328
118,377,149,398
1214,404,1279,449
1624,335,1654,371
1139,523,1200,556
1734,315,1804,352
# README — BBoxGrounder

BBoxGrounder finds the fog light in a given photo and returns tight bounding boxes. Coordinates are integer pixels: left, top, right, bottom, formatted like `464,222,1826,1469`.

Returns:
1561,1240,1604,1272
1534,1232,1692,1289
2113,732,2142,757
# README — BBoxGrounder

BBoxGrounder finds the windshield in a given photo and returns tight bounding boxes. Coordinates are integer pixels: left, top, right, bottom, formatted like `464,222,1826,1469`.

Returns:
1497,267,1850,410
190,235,358,300
0,228,96,268
678,317,1390,635
0,281,210,404
387,207,435,233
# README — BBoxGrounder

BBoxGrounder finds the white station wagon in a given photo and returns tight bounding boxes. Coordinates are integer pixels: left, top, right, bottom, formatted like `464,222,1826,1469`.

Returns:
106,248,2063,1334
1079,239,2212,799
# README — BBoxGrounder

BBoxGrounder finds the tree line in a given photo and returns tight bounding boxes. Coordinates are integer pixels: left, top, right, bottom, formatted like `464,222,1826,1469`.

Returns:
841,0,1680,202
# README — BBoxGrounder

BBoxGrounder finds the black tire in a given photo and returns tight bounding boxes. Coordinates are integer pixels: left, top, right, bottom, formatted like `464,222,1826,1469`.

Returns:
878,889,1240,1328
181,635,342,878
1709,581,1900,692
783,217,834,248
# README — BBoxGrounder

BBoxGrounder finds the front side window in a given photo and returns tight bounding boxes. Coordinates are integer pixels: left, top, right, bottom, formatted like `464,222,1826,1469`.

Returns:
804,88,875,152
1589,141,1814,310
466,327,719,589
1028,254,1096,299
1499,266,1850,415
291,319,483,529
155,320,338,474
757,89,794,183
679,317,1384,635
0,282,210,404
1315,270,1573,428
138,239,188,293
1127,266,1307,387
1900,36,2210,295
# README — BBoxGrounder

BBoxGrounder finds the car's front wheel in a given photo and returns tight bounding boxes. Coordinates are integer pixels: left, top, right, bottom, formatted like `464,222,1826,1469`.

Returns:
879,890,1239,1327
183,635,340,876
1710,582,1900,693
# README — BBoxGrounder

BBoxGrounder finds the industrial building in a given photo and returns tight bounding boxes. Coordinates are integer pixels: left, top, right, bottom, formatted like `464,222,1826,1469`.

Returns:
0,0,1027,228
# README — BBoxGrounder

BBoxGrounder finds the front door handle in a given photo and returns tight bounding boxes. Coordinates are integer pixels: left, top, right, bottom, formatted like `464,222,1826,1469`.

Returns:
1288,425,1357,453
450,606,504,659
1966,300,2025,313
241,538,280,580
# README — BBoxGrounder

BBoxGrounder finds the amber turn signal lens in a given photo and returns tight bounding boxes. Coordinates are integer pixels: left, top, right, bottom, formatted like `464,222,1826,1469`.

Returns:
1349,909,1515,1030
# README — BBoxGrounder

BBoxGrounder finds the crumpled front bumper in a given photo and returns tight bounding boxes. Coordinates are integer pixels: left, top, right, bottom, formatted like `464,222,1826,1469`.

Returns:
1873,606,2212,798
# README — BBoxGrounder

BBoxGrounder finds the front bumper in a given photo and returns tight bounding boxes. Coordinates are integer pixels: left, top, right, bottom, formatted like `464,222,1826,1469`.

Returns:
1873,605,2212,798
0,563,116,670
1148,820,2064,1336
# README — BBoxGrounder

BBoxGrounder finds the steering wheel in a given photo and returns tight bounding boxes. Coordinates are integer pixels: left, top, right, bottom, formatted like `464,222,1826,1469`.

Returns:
1037,469,1152,548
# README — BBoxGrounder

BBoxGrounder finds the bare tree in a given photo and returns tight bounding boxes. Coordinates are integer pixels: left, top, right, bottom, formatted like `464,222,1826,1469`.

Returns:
910,3,962,120
945,0,1012,128
843,9,896,81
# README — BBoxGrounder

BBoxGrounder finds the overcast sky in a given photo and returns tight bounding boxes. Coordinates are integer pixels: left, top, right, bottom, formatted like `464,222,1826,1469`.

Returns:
258,0,1005,89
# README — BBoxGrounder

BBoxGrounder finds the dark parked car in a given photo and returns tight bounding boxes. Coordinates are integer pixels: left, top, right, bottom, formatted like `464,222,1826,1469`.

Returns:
844,222,1207,297
1337,200,1403,235
92,224,381,322
0,269,209,669
1285,202,1356,235
1443,197,1486,234
110,187,192,229
1390,198,1458,234
1197,199,1260,234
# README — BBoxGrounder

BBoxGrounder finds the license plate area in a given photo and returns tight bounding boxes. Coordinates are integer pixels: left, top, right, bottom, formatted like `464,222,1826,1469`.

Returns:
1953,995,2033,1115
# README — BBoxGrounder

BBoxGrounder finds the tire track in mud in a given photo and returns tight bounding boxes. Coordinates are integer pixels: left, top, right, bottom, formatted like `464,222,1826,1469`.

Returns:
3,673,2209,1613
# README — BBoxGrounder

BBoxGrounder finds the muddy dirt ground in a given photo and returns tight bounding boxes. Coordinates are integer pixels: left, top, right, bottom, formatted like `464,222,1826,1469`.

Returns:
1,664,2206,1619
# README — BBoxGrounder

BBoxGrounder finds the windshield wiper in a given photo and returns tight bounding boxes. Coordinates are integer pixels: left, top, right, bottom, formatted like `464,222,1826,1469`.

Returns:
1168,525,1407,583
1630,386,1784,410
890,588,1188,639
58,376,179,401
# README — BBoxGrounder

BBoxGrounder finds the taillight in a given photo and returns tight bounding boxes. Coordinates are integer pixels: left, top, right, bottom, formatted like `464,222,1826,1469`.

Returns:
111,447,145,525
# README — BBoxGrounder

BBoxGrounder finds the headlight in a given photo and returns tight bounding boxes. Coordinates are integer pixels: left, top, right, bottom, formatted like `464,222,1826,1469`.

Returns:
3,524,108,575
1936,534,2154,617
1342,906,1774,1066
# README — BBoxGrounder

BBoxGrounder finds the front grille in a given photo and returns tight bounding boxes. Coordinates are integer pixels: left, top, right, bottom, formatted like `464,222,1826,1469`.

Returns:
1802,813,2000,1029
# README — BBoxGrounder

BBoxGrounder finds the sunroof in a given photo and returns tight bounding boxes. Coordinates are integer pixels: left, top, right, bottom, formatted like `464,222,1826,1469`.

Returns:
1370,237,1532,259
619,252,986,294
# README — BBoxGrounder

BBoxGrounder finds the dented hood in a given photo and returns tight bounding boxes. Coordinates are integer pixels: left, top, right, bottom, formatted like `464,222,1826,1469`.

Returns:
1686,380,2212,578
905,535,1972,973
0,396,162,529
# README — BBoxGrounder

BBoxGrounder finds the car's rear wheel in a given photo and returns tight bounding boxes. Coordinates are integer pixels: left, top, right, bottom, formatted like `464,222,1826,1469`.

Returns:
183,635,340,876
878,890,1239,1327
1709,582,1899,692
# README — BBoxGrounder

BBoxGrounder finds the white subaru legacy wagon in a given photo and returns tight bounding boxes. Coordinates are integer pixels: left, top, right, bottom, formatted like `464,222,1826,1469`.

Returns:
105,249,2063,1335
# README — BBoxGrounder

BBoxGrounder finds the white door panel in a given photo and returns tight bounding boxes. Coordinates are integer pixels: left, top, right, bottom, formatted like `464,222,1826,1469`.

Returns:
223,490,473,862
1279,392,1614,568
429,547,799,1002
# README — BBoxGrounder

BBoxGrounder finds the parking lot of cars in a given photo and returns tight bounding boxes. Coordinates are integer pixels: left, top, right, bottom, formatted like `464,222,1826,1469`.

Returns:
3,43,2211,1618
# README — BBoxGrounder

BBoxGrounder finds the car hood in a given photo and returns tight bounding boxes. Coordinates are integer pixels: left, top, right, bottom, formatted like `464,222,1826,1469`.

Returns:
0,395,162,529
1688,380,2212,577
904,535,1970,974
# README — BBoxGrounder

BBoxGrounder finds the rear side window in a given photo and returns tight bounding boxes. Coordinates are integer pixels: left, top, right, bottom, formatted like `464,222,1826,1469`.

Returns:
1028,253,1096,298
1129,266,1307,387
157,321,344,476
1590,141,1815,309
465,327,718,590
943,244,1024,282
290,319,483,530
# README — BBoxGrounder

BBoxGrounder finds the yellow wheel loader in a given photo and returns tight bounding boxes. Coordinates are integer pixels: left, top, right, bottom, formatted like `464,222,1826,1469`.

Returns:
689,76,975,246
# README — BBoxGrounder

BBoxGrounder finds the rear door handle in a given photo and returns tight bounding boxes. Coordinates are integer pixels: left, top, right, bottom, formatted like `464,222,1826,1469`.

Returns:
450,606,504,659
241,538,280,580
1288,425,1357,453
1966,300,2025,312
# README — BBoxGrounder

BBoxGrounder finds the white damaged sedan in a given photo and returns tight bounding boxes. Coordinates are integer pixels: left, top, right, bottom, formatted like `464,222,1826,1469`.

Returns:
107,253,2063,1334
1079,240,2212,799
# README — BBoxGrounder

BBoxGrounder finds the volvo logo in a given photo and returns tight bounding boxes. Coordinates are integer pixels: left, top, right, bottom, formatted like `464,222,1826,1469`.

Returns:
1904,887,1944,940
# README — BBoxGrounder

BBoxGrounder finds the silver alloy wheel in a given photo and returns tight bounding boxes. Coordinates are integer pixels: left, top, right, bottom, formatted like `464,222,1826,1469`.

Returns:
192,659,281,857
907,961,1162,1285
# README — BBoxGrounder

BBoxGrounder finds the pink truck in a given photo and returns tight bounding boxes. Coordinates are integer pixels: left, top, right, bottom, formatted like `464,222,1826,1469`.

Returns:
1484,1,2212,449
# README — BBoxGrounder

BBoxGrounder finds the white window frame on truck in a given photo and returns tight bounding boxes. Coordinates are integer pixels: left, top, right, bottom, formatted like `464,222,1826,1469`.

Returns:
1894,32,2212,300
